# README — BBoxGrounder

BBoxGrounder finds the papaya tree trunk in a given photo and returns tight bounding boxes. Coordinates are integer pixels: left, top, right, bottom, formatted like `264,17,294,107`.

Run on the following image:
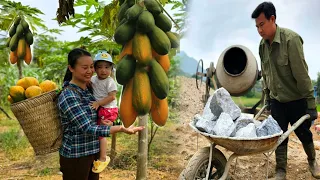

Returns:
136,115,148,180
17,59,23,79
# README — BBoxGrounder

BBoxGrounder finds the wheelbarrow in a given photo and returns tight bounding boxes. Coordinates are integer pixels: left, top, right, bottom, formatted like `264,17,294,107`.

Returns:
180,105,311,180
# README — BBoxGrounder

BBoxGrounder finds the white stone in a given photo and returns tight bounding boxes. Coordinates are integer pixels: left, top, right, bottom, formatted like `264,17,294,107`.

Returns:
202,95,217,121
212,112,236,137
209,88,241,120
256,115,282,137
194,114,216,134
235,123,257,138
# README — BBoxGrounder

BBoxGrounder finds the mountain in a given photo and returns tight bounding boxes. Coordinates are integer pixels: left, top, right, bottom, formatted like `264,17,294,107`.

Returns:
177,51,201,77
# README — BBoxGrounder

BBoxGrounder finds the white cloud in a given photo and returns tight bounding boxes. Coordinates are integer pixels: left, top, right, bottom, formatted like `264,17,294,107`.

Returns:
181,0,320,80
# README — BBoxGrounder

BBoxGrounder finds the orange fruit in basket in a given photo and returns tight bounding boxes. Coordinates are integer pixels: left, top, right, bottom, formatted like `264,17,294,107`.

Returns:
9,86,26,103
7,95,14,104
39,80,57,93
16,77,39,89
25,85,42,99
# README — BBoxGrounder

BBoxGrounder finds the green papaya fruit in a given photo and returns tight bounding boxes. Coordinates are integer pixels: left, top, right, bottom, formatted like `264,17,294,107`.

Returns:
25,30,34,45
144,0,162,15
114,21,136,45
117,2,130,22
6,37,11,47
126,4,143,22
136,11,155,33
15,24,24,38
9,34,19,51
154,13,172,32
119,0,125,6
9,25,16,37
166,31,179,48
126,0,135,7
14,17,21,27
148,26,171,55
21,18,29,31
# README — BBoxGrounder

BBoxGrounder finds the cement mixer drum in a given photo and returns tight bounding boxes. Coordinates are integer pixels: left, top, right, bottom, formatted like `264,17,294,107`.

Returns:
216,45,258,96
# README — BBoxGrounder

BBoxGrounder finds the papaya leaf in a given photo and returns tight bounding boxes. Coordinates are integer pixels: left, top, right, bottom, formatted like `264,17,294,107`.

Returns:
159,0,169,5
78,26,92,32
171,1,183,10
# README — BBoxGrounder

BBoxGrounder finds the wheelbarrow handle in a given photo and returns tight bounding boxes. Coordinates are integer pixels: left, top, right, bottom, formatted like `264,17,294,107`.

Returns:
276,114,310,147
253,105,267,120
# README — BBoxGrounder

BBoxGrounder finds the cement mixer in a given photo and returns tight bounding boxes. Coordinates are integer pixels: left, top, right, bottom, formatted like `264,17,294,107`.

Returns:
195,45,264,116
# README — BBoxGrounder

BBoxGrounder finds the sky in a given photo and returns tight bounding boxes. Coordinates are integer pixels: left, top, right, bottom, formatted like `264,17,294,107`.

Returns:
182,0,320,80
13,0,320,80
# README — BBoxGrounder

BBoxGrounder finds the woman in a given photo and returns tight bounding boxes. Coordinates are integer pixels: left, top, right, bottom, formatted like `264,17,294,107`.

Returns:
57,48,144,180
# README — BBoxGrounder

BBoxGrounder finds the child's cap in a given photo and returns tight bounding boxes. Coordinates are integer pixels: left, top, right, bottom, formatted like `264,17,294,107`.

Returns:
93,50,114,65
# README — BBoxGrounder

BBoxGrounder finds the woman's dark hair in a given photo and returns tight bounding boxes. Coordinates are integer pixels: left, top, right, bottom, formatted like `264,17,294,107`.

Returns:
251,2,276,20
63,48,91,83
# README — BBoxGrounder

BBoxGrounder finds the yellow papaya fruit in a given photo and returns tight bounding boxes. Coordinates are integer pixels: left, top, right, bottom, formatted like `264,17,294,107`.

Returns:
9,86,26,103
132,32,152,65
119,39,133,60
152,50,170,73
150,91,169,126
16,77,39,89
39,80,57,93
119,78,138,128
9,50,18,64
132,66,152,115
24,44,32,65
7,95,14,104
17,37,26,59
25,86,42,99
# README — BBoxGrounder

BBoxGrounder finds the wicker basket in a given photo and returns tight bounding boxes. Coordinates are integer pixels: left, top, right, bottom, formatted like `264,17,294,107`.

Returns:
10,90,62,156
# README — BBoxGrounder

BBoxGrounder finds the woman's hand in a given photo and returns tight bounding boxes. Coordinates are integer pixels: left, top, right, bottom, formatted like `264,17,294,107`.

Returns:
101,119,113,126
122,125,145,134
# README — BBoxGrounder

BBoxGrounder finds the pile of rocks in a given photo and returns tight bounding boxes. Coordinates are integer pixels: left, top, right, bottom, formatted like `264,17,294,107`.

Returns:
194,88,282,138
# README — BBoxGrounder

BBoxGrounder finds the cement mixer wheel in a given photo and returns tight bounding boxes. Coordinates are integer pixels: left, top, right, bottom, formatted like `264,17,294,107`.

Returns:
196,59,204,90
179,147,229,180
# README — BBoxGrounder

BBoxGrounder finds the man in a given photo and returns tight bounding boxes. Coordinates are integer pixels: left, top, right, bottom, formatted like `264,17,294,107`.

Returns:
251,2,319,179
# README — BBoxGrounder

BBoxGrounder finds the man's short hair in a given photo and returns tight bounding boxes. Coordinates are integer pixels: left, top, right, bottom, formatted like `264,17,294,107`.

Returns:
251,1,276,20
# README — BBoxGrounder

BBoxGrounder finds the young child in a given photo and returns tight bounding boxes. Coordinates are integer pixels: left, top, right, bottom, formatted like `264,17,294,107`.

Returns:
90,51,119,173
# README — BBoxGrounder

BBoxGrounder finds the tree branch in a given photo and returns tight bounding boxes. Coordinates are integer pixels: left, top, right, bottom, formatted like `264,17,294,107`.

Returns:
155,0,181,30
0,106,12,120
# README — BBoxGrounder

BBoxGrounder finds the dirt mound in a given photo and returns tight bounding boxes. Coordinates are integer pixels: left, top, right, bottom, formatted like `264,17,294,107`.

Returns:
176,76,207,125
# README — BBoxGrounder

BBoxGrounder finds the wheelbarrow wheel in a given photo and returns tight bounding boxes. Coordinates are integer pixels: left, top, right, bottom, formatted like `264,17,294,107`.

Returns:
179,147,228,180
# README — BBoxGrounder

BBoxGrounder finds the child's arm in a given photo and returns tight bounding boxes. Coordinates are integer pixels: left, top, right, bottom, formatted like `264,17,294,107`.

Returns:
91,90,117,110
97,90,117,107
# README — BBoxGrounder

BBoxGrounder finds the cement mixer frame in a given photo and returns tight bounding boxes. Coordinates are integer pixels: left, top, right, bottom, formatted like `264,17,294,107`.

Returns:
195,45,264,117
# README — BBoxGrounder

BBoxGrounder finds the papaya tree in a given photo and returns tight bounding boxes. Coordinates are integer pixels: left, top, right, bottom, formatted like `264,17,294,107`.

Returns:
0,0,63,114
56,0,188,60
56,0,188,174
0,0,62,79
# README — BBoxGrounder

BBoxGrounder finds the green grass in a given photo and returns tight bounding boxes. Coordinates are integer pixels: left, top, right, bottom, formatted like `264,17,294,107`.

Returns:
232,97,320,112
0,118,19,127
0,128,30,160
232,96,262,108
38,167,52,176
